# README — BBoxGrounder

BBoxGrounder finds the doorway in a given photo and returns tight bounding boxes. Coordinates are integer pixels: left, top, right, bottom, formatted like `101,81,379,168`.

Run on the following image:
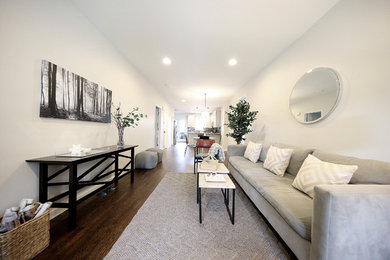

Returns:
173,120,177,145
155,106,162,148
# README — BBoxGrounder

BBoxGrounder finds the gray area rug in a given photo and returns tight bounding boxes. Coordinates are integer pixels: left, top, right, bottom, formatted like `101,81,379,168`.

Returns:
105,172,290,260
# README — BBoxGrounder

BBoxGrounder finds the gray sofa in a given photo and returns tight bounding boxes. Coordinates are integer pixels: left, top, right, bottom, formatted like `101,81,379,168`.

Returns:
227,141,390,260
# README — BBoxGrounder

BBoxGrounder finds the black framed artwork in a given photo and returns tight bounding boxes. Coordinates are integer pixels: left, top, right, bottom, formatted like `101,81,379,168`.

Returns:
40,60,112,123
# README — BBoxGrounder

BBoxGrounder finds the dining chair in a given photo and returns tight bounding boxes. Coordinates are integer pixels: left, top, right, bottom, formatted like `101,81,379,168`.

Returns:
194,139,215,174
184,134,194,157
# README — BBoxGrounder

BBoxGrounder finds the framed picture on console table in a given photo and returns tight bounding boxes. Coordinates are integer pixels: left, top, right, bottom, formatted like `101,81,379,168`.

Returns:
40,60,112,123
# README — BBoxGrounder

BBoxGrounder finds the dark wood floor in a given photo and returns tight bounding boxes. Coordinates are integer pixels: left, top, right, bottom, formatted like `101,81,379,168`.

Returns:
35,143,194,260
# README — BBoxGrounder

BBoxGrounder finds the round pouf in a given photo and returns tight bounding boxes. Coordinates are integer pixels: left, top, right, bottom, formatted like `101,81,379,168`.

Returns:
135,151,158,169
146,148,163,163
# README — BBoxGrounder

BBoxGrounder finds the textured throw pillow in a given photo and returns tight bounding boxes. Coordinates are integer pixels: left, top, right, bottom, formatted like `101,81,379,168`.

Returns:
292,154,358,198
244,141,262,163
263,145,293,176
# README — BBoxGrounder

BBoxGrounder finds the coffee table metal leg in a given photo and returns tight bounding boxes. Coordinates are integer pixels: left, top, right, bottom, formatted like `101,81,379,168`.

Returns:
199,187,202,223
226,189,229,205
197,172,199,204
232,189,235,225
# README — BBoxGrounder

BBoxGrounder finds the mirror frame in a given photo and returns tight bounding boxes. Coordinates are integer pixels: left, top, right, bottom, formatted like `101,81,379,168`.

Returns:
289,67,342,124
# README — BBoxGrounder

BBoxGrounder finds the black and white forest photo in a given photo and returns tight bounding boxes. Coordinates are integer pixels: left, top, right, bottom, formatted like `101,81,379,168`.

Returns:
40,60,112,123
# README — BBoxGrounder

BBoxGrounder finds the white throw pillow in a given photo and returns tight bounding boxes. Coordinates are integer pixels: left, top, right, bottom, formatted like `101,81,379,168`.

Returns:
263,145,293,176
244,141,262,163
292,154,358,198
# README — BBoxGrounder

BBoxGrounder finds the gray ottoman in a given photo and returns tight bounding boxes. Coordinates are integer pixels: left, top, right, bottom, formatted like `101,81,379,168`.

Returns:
146,148,163,163
135,151,158,169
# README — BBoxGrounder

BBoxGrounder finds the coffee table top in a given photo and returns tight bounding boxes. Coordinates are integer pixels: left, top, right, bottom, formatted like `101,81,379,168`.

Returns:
198,173,236,189
197,162,229,174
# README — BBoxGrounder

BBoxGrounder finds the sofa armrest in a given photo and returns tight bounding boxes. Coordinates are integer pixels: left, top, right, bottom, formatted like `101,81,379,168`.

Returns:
311,184,390,260
227,144,247,160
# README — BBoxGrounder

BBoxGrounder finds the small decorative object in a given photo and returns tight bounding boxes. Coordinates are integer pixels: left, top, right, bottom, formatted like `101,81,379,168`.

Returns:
40,60,112,123
112,103,147,147
69,144,91,155
225,99,259,144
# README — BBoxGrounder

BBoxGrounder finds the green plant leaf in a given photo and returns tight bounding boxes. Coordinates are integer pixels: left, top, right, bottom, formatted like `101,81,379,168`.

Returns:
225,100,259,144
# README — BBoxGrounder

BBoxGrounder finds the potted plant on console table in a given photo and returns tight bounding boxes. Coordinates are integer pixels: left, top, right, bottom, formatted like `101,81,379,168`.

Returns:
226,99,258,144
112,103,147,148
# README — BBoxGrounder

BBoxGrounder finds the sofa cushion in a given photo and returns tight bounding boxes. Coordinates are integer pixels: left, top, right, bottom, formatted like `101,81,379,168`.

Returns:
229,156,285,191
257,141,314,176
312,150,390,184
229,156,313,240
275,144,315,176
244,141,262,163
229,156,264,175
263,145,293,176
260,179,313,241
292,154,358,198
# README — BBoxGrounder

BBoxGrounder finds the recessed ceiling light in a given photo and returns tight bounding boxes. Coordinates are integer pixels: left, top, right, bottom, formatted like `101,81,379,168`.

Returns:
181,99,186,103
228,58,237,66
162,57,172,65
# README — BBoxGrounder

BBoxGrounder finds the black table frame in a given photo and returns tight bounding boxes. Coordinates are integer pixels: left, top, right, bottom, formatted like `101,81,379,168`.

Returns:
26,145,137,230
198,186,235,225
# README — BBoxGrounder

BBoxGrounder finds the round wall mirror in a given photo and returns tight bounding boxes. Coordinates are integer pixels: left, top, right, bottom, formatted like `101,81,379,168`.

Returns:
289,67,341,124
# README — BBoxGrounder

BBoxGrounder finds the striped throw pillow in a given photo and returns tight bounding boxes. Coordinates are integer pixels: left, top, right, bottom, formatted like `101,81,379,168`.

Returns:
263,145,293,176
244,141,262,163
292,154,358,198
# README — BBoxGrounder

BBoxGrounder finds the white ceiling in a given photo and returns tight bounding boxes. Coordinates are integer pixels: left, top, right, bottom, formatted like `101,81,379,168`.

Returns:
71,0,339,112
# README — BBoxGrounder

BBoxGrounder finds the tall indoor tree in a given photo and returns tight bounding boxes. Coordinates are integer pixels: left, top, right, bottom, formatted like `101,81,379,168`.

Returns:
226,99,259,144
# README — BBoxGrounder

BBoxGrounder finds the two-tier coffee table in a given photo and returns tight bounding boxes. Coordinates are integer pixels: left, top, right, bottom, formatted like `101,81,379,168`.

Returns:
197,162,236,224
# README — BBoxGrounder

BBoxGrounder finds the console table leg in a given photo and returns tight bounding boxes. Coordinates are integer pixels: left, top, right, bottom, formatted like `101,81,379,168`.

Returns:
131,148,135,184
68,164,77,230
39,163,48,202
115,153,119,186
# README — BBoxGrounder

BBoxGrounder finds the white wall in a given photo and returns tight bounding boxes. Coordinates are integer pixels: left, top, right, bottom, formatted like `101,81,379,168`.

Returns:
0,0,173,214
225,0,390,162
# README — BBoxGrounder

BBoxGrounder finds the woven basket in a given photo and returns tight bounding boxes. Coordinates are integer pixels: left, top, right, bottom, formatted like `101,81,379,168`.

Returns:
0,210,50,260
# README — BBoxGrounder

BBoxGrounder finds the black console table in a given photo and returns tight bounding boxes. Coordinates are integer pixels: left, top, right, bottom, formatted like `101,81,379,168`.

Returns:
26,145,137,230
